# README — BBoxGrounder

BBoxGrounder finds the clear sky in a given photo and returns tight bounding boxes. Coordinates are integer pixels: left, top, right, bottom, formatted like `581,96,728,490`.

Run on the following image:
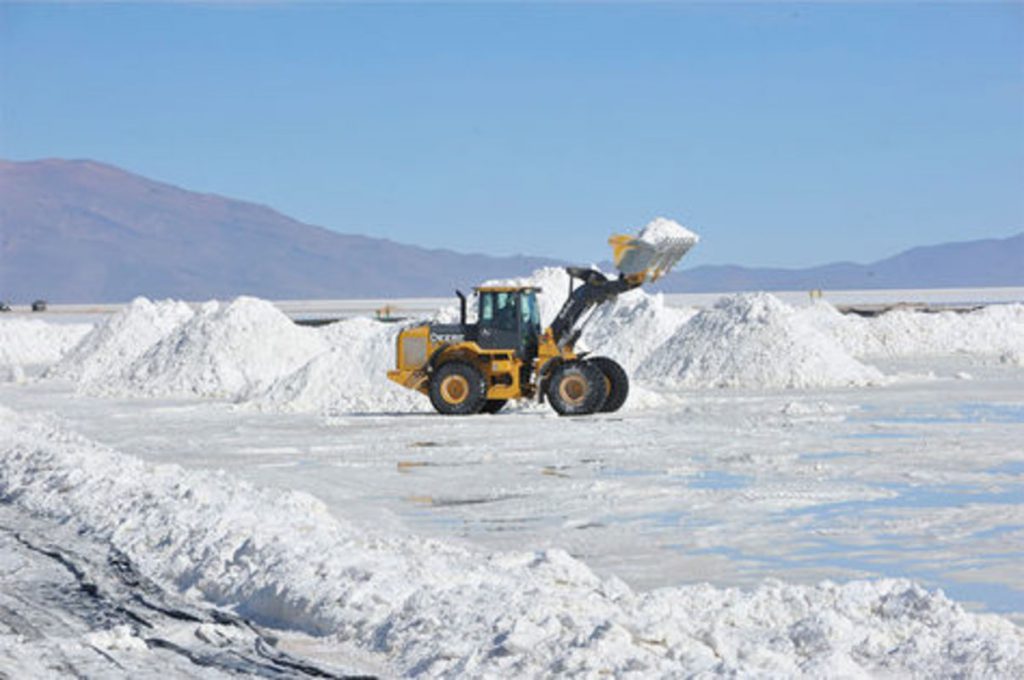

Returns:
1,2,1022,267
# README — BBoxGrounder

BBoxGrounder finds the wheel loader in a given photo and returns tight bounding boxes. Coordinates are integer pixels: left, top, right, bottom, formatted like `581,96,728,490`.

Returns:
386,228,697,416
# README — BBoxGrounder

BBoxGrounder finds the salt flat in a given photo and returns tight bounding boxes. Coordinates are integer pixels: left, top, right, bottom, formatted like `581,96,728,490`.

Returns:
4,355,1022,620
2,281,1023,676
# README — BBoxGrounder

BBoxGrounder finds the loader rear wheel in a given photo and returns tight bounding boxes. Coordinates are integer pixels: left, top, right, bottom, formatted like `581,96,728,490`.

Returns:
481,399,507,414
590,357,629,413
429,362,486,415
547,361,607,416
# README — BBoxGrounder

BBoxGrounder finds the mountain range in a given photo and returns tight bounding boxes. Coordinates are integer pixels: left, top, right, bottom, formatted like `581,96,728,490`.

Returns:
663,233,1024,292
1,158,1021,303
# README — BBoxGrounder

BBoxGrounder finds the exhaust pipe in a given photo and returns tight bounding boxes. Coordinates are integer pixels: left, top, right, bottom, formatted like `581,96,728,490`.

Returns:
456,290,467,325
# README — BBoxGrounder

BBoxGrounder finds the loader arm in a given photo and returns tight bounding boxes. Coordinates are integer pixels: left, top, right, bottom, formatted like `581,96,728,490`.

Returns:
547,225,698,349
548,267,640,348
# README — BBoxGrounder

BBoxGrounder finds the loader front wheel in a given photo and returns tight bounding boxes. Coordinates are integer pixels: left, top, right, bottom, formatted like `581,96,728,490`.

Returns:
547,362,606,416
590,357,629,413
430,361,486,415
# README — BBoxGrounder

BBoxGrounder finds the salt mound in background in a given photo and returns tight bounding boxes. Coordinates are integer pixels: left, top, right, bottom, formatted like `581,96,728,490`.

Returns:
802,301,1024,359
0,318,92,368
2,407,1020,678
48,298,194,386
254,316,429,414
480,266,574,327
639,293,884,389
107,297,327,399
582,290,696,374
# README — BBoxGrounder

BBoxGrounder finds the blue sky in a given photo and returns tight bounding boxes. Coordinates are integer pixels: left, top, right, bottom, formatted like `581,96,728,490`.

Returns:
1,2,1021,267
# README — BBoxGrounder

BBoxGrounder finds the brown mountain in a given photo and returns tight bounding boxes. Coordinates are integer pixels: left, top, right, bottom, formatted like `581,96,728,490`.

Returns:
0,158,562,303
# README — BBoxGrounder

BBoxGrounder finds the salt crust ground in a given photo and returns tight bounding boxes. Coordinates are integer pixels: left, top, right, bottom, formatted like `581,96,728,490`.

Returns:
2,406,1021,678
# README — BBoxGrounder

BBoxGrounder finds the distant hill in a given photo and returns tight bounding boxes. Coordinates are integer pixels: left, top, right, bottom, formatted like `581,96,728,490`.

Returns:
655,233,1024,293
0,159,562,303
1,158,1020,303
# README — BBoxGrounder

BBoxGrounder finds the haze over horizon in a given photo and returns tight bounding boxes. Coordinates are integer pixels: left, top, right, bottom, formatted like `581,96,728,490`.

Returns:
1,3,1022,268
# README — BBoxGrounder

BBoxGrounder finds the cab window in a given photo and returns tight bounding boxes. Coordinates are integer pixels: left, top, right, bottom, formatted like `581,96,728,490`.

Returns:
480,292,518,332
521,291,541,333
481,293,494,323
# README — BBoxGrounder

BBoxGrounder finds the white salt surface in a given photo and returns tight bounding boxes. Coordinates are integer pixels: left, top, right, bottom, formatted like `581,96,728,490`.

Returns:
0,364,26,384
107,297,327,399
2,406,1020,678
639,293,885,389
0,318,92,367
48,297,194,386
1002,348,1024,366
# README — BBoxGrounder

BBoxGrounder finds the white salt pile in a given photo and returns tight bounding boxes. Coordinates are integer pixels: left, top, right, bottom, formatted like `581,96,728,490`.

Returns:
0,318,92,367
2,408,1020,678
582,290,696,374
639,293,884,389
481,266,575,327
27,282,1019,412
802,301,1024,359
638,216,700,247
48,298,194,385
107,297,327,400
254,316,429,414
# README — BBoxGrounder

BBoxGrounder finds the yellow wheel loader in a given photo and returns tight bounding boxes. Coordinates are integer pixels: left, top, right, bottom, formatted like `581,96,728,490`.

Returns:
387,228,697,416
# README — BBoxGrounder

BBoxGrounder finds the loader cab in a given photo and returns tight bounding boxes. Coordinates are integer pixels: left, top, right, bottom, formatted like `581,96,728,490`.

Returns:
475,286,542,359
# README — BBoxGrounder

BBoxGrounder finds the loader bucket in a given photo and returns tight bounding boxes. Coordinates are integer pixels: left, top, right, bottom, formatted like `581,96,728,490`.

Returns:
609,231,697,282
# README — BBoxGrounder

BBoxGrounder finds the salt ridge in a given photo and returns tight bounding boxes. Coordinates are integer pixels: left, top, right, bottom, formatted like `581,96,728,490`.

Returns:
2,407,1019,678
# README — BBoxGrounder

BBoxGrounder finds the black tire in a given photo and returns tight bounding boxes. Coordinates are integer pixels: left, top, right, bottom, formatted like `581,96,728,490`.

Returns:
546,361,607,416
429,361,487,415
481,399,507,414
590,357,629,413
